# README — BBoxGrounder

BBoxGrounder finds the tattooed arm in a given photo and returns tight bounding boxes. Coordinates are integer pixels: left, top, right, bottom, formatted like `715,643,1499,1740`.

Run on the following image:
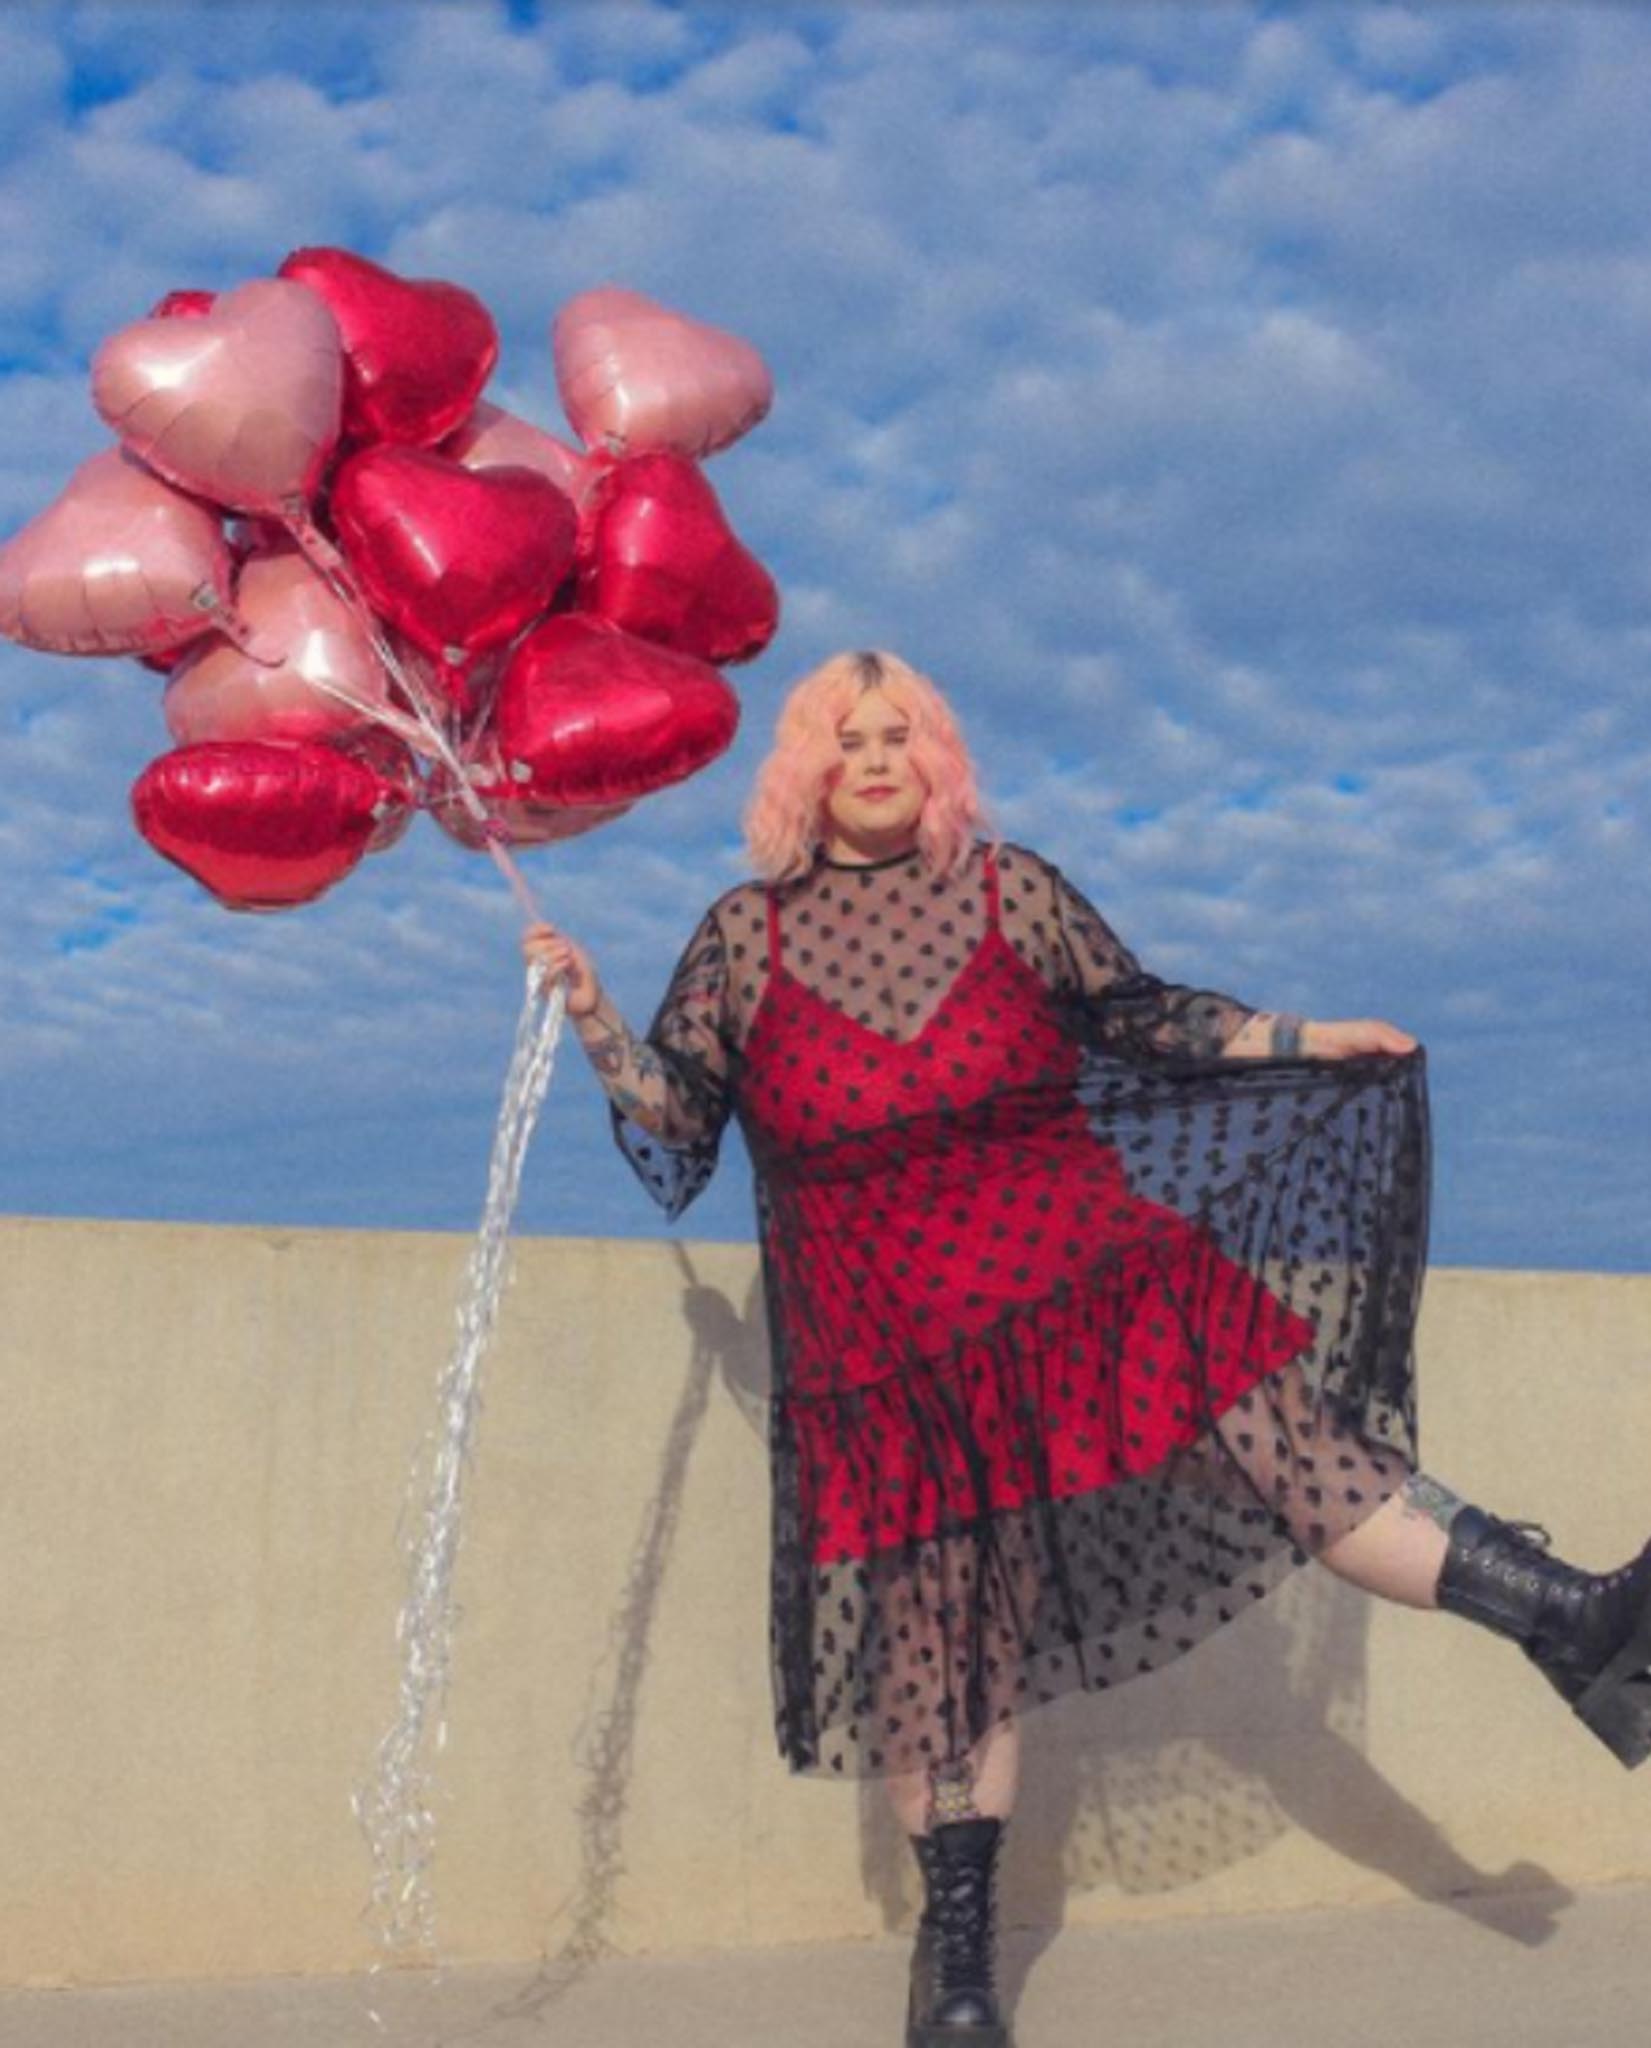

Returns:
520,903,736,1150
571,991,679,1137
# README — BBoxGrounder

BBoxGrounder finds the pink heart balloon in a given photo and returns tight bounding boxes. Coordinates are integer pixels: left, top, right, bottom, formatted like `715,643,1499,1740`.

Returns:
553,287,773,460
443,400,601,513
577,452,779,666
0,449,239,658
495,614,740,806
92,278,343,517
163,547,395,746
132,738,406,912
279,246,499,449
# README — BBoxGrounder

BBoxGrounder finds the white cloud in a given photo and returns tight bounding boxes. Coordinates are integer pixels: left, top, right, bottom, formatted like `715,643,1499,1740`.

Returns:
1,2,1648,1268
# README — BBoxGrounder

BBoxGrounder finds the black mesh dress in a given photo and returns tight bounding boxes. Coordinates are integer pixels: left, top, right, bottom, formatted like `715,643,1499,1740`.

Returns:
613,839,1429,1778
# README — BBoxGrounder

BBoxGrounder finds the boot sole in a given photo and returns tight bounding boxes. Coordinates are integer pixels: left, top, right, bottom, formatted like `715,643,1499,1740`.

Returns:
907,2024,1009,2048
906,1972,1009,2048
1572,1602,1651,1767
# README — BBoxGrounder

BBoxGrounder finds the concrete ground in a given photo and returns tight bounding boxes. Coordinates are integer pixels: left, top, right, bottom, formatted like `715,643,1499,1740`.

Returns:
3,1881,1648,2048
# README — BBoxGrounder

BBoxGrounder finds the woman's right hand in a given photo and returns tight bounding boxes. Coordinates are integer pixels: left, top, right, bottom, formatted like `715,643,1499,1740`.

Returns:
521,921,603,1018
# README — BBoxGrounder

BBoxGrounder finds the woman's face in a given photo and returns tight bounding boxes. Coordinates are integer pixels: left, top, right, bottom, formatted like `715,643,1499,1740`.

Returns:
823,687,926,848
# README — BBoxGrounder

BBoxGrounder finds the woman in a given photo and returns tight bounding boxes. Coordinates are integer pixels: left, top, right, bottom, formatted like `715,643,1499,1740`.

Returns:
523,649,1651,2048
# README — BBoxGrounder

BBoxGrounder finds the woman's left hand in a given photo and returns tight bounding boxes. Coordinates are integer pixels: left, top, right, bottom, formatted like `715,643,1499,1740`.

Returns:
1303,1017,1419,1060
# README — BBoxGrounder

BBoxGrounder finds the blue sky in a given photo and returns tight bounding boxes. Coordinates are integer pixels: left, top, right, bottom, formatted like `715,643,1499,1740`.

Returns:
2,1,1648,1271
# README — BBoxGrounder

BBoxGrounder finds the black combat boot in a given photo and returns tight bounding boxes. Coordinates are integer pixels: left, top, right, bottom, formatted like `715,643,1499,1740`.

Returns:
1436,1507,1651,1767
907,1817,1009,2047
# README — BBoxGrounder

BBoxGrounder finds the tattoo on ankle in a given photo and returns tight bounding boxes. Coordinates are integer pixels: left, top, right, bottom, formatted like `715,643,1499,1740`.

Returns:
926,1757,982,1829
1400,1473,1466,1533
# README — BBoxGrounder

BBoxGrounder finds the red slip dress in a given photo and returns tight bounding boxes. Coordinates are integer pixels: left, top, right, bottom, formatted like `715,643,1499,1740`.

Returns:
739,845,1320,1568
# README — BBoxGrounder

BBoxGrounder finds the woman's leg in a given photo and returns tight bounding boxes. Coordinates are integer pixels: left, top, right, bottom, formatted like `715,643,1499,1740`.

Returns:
883,1714,1021,1835
1210,1361,1450,1603
1213,1371,1651,1766
896,1722,1017,2047
883,1540,1023,2047
1315,1473,1458,1607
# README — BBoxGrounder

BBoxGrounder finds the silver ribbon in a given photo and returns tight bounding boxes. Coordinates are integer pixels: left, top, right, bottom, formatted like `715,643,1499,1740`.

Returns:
352,966,567,1992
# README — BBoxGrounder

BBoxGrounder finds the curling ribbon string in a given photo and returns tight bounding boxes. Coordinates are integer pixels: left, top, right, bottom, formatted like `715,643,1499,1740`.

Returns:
352,964,567,2000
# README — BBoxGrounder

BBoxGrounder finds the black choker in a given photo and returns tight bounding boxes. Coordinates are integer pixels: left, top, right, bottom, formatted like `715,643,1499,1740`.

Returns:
820,846,922,872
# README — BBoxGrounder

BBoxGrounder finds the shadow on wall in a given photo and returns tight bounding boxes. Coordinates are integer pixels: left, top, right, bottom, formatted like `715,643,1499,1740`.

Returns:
468,1253,1569,2038
460,1243,766,2038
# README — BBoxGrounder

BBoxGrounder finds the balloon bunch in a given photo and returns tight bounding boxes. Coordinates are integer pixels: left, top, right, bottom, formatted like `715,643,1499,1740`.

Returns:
0,255,780,916
0,255,780,1980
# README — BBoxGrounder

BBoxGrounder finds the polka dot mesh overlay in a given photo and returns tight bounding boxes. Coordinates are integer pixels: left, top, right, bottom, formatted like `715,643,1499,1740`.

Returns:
613,842,1428,1777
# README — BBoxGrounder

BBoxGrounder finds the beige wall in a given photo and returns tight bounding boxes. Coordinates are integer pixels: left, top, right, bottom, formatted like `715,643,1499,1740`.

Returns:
1,1215,1648,1989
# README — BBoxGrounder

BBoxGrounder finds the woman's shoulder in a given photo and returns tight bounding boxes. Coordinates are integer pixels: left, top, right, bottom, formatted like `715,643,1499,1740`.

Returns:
987,838,1060,884
691,875,773,934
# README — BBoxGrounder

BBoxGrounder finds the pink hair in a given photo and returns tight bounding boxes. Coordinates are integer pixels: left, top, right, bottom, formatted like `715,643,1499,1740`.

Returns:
743,650,992,881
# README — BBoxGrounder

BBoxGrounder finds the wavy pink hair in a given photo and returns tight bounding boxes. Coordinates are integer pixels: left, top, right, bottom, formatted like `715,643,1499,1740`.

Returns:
743,650,991,881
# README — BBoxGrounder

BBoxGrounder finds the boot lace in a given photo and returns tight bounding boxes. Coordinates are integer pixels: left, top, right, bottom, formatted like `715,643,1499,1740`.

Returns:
931,1859,997,1993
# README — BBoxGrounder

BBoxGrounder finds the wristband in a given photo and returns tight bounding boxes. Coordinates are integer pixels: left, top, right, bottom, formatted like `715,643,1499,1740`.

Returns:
1268,1012,1306,1058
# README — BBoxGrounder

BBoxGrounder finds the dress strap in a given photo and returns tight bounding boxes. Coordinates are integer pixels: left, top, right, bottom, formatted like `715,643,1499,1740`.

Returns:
981,842,1001,930
765,885,783,975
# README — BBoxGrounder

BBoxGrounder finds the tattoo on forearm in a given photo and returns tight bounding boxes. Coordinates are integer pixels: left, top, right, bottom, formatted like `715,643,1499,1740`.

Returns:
573,952,730,1147
1398,1473,1466,1533
575,1003,670,1132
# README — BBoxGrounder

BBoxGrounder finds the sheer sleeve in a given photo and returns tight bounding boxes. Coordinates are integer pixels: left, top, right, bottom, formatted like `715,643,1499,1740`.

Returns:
1044,856,1260,1063
606,902,737,1220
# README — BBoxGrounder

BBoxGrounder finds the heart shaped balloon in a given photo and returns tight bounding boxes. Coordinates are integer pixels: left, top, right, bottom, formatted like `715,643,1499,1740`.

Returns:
132,739,407,911
0,449,239,658
163,546,395,745
92,277,343,517
150,289,217,320
330,447,577,692
425,751,631,851
494,615,740,806
337,728,423,853
280,247,498,449
443,400,601,514
226,514,294,563
554,287,773,460
578,452,778,666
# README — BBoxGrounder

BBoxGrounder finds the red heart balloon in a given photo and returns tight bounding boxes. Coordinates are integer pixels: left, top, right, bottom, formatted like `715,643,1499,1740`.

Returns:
330,447,577,693
335,728,423,854
149,290,217,320
132,739,407,912
494,615,739,806
425,752,631,851
577,452,778,665
280,247,498,448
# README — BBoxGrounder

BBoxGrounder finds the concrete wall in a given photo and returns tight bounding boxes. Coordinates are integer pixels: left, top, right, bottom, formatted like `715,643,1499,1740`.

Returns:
1,1215,1648,1989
